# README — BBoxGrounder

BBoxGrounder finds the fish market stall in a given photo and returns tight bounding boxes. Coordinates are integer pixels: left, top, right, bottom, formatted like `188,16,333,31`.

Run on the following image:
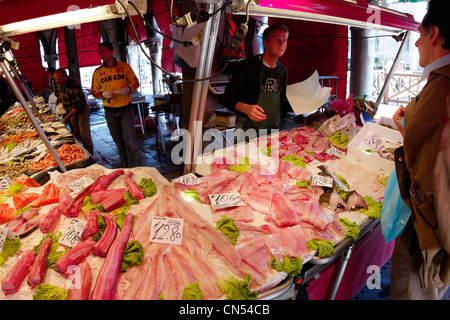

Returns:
0,102,93,186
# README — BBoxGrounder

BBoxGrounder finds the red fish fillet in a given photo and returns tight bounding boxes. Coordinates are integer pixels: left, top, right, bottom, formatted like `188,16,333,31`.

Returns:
2,250,35,295
39,205,61,234
92,214,117,257
90,212,134,300
67,261,93,300
27,236,53,288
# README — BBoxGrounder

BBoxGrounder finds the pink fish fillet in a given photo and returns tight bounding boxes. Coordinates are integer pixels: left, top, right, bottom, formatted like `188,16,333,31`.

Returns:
295,201,334,230
92,169,125,192
39,205,61,234
2,250,35,296
213,205,254,223
92,214,117,258
200,226,242,268
67,261,93,300
237,237,272,278
174,246,222,300
239,176,273,214
81,210,100,240
90,213,134,300
54,238,96,277
27,236,53,288
124,171,145,200
269,191,299,227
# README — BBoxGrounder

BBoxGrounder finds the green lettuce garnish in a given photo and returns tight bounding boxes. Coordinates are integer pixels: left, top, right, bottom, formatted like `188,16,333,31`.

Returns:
328,132,349,148
33,284,68,300
296,177,312,188
217,274,257,300
182,281,205,300
33,232,69,269
338,218,360,240
215,215,239,245
6,183,23,196
261,146,272,157
270,256,303,278
92,214,106,241
307,240,334,258
358,196,382,219
227,164,251,173
184,190,204,203
281,154,306,168
138,178,157,198
0,236,20,266
81,195,105,214
121,240,144,272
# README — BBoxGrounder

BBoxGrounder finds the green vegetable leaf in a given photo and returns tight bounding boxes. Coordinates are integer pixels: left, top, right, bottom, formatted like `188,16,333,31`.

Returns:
215,215,239,245
6,183,23,196
217,274,257,300
0,236,20,266
182,281,205,300
138,178,157,198
121,240,144,272
307,240,334,258
328,132,349,148
33,284,68,300
184,190,204,203
270,256,303,278
358,196,382,219
281,154,306,168
338,218,360,240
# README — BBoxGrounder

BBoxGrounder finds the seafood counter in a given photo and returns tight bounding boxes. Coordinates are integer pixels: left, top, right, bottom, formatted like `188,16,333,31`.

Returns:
0,101,92,184
0,116,398,300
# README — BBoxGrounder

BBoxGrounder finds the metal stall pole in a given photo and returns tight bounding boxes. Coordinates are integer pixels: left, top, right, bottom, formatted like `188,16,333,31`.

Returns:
191,0,223,174
375,30,411,106
9,61,44,123
328,243,355,300
0,55,67,173
184,3,216,174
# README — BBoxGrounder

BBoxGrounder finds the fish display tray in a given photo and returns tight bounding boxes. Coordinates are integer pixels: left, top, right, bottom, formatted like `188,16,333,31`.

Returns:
347,122,403,172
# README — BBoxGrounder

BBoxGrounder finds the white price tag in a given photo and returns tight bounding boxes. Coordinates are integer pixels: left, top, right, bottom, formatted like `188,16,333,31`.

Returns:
68,175,94,193
149,217,183,245
172,173,200,186
364,134,384,151
325,147,346,158
0,176,12,192
209,192,245,209
0,227,15,253
311,175,334,188
12,145,26,157
59,218,86,247
34,151,47,162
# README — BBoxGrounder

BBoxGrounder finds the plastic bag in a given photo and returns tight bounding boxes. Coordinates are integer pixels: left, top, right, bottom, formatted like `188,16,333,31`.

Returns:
380,168,412,243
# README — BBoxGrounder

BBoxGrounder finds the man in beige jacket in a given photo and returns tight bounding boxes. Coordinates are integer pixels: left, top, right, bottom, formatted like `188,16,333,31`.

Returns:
391,0,450,299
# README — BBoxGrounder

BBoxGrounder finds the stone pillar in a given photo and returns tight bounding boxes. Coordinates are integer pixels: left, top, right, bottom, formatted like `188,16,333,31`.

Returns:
63,27,81,84
39,29,58,69
349,27,375,98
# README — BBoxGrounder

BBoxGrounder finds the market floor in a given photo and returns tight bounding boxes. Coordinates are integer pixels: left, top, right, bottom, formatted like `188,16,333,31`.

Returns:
89,104,184,180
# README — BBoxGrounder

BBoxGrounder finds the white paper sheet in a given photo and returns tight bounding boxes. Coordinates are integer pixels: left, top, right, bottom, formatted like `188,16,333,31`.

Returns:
286,70,332,115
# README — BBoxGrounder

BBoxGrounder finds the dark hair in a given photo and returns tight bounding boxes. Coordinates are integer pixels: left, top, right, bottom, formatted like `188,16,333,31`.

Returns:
47,67,56,74
98,41,114,51
421,0,450,49
262,24,289,42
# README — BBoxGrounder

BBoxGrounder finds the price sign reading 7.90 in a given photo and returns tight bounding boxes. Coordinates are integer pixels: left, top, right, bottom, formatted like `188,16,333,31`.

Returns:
149,217,184,246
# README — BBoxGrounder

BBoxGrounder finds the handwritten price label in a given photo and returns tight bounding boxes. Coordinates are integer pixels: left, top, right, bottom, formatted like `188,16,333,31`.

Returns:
0,227,15,253
68,175,94,193
364,134,384,151
209,192,245,209
59,218,86,247
0,176,12,192
149,217,184,246
172,173,200,186
311,175,334,188
325,147,346,159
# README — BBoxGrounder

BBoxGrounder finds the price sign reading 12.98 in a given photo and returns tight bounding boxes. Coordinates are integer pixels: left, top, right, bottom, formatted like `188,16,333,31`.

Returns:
149,217,184,246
